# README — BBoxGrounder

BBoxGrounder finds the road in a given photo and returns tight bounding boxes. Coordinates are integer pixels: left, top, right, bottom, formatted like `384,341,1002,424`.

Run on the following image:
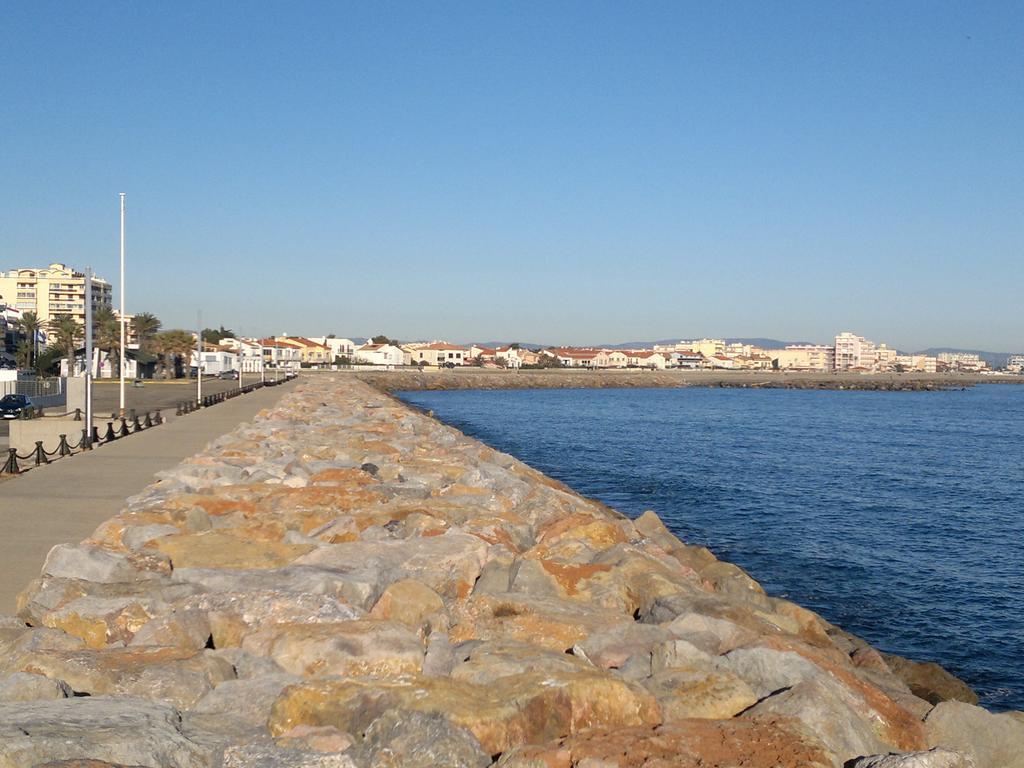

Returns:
1,376,284,450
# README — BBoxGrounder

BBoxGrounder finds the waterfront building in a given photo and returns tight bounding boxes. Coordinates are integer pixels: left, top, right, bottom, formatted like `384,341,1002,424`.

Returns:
628,351,668,369
408,341,470,367
1007,355,1024,373
356,343,406,367
258,339,303,370
494,346,524,368
670,350,704,369
834,332,877,371
0,263,112,329
937,352,987,372
309,336,356,361
895,354,938,373
771,345,835,372
604,350,629,368
681,339,726,358
274,336,332,366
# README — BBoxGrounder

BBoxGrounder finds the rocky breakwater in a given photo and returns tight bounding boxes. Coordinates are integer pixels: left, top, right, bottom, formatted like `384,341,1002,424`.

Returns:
1,375,1021,768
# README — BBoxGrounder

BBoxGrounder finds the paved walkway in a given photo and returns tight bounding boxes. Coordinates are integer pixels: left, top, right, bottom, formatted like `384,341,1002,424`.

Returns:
0,380,295,613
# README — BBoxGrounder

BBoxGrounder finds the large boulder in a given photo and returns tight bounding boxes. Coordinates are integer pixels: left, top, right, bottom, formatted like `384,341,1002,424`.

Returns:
241,620,424,678
0,696,208,768
924,700,1024,768
884,655,979,705
269,671,660,756
851,748,976,768
495,719,834,768
353,709,490,768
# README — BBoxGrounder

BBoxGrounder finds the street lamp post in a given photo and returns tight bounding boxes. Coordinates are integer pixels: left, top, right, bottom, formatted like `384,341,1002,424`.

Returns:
118,193,126,417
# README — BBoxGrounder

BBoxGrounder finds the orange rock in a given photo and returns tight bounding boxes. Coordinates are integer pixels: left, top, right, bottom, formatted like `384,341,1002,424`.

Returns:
496,717,834,768
146,531,313,570
269,670,660,756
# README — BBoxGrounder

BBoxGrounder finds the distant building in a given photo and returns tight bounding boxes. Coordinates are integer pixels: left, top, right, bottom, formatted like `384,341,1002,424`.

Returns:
772,344,835,372
834,332,877,371
937,352,987,372
274,337,331,366
0,263,112,330
1007,355,1024,373
408,342,470,367
355,343,406,367
309,337,356,361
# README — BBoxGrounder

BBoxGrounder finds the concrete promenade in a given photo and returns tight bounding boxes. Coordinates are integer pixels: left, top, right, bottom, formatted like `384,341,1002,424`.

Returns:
0,379,295,612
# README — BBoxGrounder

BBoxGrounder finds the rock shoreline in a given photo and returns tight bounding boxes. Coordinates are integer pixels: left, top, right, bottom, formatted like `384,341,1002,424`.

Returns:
1,375,1021,767
355,368,1021,393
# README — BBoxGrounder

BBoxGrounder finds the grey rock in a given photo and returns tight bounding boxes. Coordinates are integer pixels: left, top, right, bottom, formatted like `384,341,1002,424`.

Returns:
925,700,1024,768
717,646,824,698
122,524,181,552
42,544,163,584
0,696,208,768
744,677,891,764
851,747,976,768
0,672,72,701
355,710,490,768
221,743,358,767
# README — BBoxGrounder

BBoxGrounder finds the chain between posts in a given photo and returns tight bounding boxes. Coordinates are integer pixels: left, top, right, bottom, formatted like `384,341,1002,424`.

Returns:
3,377,285,475
0,408,166,475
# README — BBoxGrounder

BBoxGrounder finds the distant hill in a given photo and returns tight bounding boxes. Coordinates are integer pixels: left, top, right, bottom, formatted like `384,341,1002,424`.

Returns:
916,347,1021,368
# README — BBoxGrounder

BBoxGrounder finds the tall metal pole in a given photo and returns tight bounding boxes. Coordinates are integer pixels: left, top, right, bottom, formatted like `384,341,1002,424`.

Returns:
84,267,94,445
118,192,126,416
196,311,202,405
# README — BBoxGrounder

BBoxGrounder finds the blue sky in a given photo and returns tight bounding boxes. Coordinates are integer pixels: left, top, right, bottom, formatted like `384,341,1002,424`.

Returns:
1,2,1021,350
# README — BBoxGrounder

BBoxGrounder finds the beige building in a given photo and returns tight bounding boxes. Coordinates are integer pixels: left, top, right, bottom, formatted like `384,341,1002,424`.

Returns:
834,332,876,371
0,263,112,329
773,344,835,372
409,342,470,366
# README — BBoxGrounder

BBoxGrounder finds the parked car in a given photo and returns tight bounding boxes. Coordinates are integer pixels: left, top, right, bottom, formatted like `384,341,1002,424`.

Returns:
0,394,35,419
217,370,239,380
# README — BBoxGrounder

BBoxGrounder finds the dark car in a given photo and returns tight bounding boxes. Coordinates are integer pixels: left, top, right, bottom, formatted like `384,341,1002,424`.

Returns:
0,394,35,419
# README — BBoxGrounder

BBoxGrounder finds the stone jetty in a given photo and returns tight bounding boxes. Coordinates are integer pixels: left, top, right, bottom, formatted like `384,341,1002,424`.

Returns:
1,376,1021,767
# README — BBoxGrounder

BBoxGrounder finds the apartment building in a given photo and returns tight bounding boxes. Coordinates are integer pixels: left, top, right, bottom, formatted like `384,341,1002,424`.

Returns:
834,332,877,370
0,263,112,328
772,344,836,372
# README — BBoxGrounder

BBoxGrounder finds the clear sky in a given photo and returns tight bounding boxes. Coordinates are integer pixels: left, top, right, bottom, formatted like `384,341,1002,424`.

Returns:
1,2,1021,350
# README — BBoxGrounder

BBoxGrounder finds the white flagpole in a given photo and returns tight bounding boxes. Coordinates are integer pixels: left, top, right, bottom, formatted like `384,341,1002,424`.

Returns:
119,192,126,416
84,267,94,444
196,311,202,405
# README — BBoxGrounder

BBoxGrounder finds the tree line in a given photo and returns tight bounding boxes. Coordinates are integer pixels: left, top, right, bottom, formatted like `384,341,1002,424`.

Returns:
12,310,206,379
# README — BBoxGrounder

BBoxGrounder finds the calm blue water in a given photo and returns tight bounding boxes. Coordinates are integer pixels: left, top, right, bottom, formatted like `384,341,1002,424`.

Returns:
400,385,1024,711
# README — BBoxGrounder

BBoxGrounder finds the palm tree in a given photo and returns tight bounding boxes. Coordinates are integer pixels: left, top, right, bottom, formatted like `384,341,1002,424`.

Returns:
93,307,121,376
47,314,83,372
132,312,161,353
19,311,41,369
153,330,195,379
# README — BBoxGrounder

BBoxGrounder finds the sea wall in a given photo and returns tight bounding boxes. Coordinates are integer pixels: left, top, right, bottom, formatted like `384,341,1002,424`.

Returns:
1,375,1021,768
355,367,1020,393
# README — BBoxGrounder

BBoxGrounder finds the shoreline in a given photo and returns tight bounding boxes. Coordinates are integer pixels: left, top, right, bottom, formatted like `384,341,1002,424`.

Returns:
0,374,1019,767
352,367,1023,393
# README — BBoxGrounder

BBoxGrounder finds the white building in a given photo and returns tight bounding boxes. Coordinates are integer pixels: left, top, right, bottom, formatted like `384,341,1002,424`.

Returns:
309,336,356,361
834,332,876,371
355,343,406,367
190,347,239,375
494,346,524,368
